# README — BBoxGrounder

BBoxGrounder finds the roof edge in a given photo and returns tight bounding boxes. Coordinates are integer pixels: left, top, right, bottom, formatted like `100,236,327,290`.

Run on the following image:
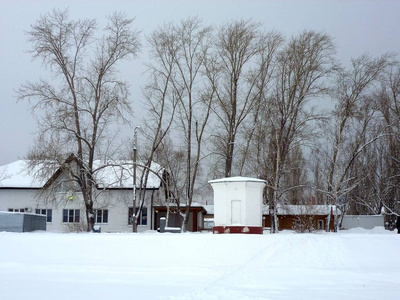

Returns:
208,176,266,184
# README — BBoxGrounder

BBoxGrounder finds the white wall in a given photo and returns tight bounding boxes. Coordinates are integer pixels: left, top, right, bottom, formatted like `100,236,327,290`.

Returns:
341,215,384,230
0,188,159,232
210,178,265,227
0,189,39,212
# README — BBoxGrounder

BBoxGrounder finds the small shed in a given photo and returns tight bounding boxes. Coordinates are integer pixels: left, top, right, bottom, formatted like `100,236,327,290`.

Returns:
208,176,266,234
0,212,46,232
341,215,384,230
153,204,206,232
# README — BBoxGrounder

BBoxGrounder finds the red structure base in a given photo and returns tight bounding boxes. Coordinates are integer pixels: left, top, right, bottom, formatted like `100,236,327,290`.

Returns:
212,226,263,234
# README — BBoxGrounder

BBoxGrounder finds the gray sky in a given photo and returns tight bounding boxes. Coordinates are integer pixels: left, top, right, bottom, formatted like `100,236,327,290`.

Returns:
1,0,400,166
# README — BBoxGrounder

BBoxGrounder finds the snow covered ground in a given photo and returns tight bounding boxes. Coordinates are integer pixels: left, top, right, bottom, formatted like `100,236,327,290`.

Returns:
1,228,399,299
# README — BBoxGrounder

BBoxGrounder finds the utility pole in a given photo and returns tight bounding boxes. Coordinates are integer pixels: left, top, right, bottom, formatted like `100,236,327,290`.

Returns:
132,126,139,233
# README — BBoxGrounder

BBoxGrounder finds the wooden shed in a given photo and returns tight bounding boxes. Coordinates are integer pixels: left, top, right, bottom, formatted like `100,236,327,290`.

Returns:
153,204,206,232
263,205,335,232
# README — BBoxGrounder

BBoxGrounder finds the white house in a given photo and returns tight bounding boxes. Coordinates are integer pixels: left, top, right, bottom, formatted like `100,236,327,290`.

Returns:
0,159,166,232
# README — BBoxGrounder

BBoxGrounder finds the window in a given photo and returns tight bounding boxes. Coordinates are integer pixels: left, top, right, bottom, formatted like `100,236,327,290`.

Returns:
8,208,25,212
128,207,147,226
95,209,108,224
63,209,80,223
35,209,53,222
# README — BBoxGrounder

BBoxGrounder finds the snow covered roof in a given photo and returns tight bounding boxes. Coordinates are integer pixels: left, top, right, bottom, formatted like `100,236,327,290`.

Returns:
203,205,214,214
95,161,163,189
0,160,47,188
263,205,335,216
0,159,164,189
201,204,335,216
208,176,266,184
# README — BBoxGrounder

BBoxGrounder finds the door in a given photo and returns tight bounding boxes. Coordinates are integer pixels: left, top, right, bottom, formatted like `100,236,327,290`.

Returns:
231,200,241,224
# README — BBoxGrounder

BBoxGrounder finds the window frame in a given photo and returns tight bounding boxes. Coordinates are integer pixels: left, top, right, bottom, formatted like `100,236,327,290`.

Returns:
128,207,148,226
8,208,25,212
35,209,53,223
95,209,109,224
62,209,80,223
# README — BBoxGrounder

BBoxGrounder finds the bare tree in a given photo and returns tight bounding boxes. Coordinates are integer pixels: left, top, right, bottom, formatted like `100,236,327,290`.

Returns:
152,135,187,226
132,23,180,232
346,135,386,216
283,146,308,204
17,9,140,231
173,18,215,232
234,31,284,177
255,31,337,233
318,54,390,231
290,204,321,233
208,20,277,178
374,61,400,225
142,18,214,232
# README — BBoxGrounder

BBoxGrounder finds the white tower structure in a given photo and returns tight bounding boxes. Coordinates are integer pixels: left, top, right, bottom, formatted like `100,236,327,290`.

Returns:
208,176,266,234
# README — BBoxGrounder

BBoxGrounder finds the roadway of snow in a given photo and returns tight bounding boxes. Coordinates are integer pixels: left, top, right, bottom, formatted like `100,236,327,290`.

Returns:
1,227,399,299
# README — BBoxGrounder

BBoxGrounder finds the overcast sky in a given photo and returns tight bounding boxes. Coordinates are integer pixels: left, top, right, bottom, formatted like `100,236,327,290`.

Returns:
1,0,400,166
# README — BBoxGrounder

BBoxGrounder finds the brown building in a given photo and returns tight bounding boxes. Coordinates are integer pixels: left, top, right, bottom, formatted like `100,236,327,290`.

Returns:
263,205,336,232
153,204,206,232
